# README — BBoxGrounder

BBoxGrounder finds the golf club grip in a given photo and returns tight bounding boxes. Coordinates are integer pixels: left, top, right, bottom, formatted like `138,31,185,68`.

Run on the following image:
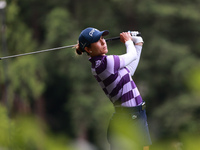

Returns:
105,33,141,42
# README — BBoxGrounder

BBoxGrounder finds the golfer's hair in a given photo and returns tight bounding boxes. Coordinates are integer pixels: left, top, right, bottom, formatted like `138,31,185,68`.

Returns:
74,43,83,55
74,42,90,56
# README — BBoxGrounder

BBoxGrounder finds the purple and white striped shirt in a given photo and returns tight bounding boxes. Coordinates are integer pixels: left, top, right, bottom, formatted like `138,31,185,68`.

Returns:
89,45,143,107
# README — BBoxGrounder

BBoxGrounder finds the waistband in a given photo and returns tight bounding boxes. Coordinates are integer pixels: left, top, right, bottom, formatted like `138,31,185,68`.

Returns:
114,102,146,113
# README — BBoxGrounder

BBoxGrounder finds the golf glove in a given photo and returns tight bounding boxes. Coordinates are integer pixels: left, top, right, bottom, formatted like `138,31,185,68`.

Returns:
129,31,144,44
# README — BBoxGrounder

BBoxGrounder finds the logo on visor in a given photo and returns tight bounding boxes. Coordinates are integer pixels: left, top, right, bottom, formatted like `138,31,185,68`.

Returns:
89,29,97,37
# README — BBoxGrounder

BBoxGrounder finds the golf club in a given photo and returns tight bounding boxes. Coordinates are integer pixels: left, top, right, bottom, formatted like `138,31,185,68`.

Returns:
0,32,141,60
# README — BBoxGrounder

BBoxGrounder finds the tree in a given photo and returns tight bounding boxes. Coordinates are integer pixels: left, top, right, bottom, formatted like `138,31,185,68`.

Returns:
1,1,45,114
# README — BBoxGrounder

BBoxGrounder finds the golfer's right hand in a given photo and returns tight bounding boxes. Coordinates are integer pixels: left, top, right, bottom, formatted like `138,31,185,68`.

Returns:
120,32,132,43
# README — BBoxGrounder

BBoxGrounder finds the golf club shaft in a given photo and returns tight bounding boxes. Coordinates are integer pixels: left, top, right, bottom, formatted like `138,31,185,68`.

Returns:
0,45,76,60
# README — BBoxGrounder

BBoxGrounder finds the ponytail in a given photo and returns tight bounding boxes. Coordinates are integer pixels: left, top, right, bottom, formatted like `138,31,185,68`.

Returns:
74,43,84,55
74,43,82,55
74,42,90,56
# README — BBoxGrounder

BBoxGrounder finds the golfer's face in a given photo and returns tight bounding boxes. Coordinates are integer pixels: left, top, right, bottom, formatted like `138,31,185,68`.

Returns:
90,36,108,56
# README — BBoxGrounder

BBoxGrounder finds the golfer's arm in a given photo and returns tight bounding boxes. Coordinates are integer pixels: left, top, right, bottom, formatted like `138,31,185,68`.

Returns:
119,40,137,68
126,45,142,76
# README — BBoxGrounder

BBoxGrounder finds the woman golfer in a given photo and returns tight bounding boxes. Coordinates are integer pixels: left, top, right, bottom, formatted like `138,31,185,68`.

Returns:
75,27,152,150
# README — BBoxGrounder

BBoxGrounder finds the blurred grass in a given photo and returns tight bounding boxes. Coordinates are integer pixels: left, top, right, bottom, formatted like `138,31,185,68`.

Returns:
151,133,200,150
0,104,74,150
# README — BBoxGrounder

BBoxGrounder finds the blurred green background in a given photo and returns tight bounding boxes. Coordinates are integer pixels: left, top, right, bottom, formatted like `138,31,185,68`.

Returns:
0,0,200,149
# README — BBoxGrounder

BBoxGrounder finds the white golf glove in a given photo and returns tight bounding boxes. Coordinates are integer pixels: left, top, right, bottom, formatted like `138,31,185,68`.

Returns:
129,31,144,44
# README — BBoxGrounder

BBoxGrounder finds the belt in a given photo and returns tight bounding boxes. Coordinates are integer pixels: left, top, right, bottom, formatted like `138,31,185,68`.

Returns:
114,102,146,114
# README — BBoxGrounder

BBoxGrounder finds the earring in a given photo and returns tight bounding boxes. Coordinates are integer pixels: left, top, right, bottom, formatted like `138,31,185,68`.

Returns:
90,51,92,53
